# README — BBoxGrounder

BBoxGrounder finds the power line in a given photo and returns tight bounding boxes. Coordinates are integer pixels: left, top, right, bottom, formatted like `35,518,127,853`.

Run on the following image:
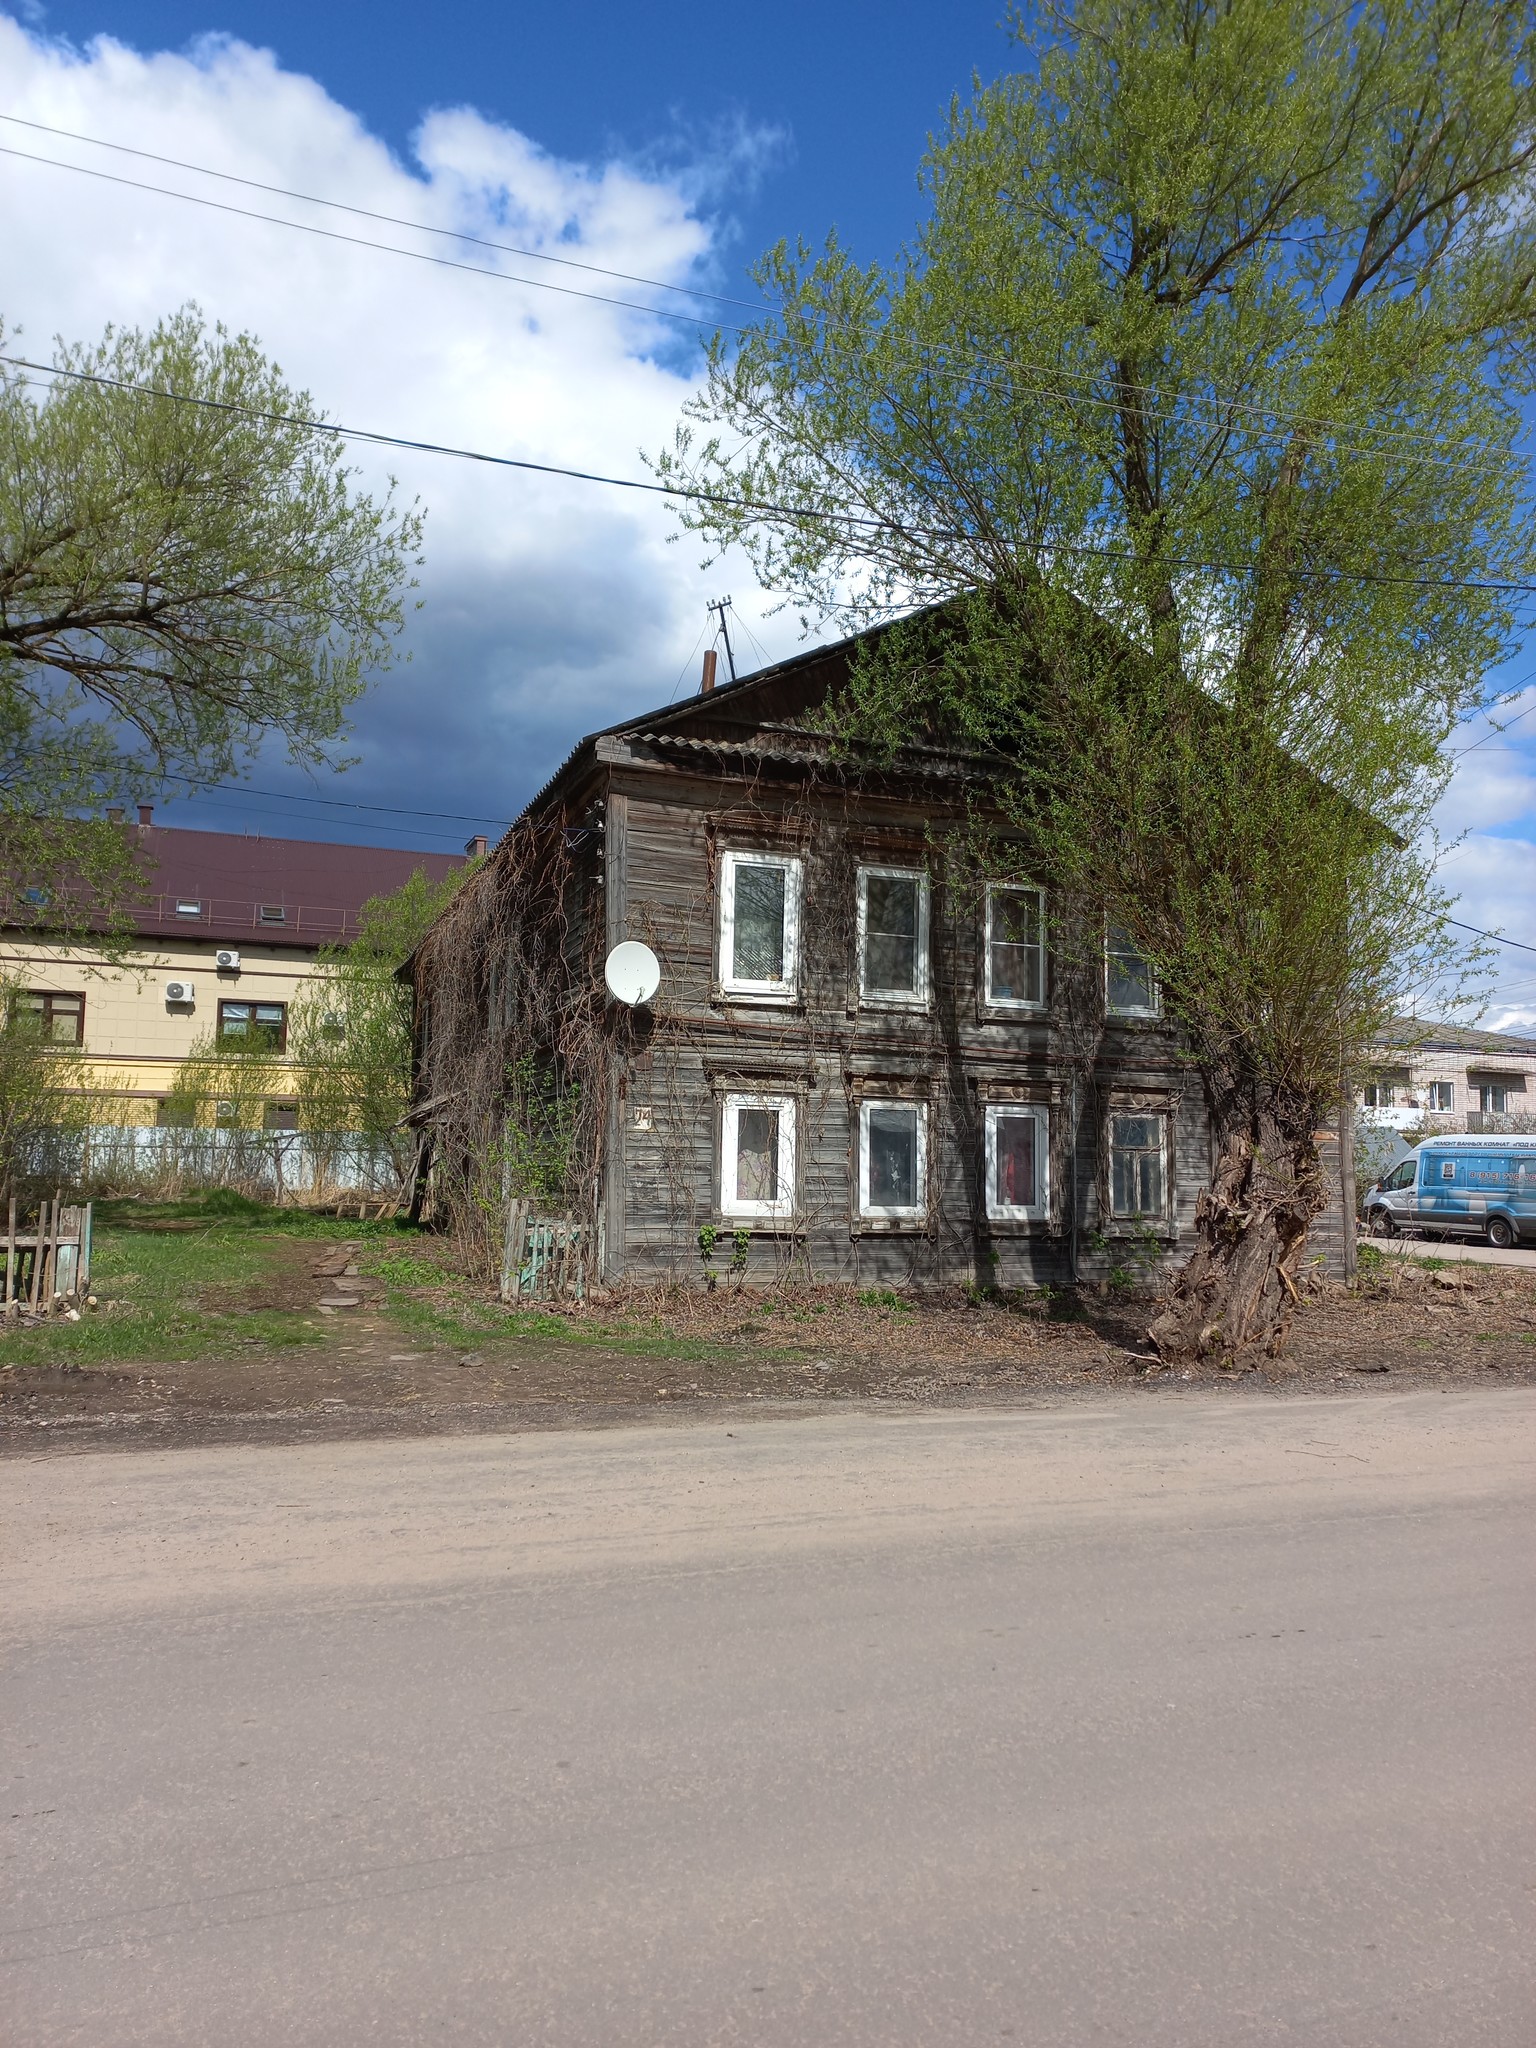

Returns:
1448,917,1536,955
7,350,1536,599
155,771,510,827
1447,689,1536,759
0,112,767,315
0,115,1520,482
0,141,733,334
166,796,475,846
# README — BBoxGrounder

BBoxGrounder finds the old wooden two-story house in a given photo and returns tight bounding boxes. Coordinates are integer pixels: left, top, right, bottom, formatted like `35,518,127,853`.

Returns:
410,627,1351,1290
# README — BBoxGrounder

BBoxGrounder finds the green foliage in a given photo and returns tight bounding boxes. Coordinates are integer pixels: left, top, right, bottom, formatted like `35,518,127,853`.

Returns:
856,1287,912,1312
729,1228,752,1275
0,1213,331,1369
698,1223,719,1268
0,307,423,934
659,0,1533,1253
501,1052,580,1207
0,973,98,1196
164,1027,288,1131
289,862,472,1155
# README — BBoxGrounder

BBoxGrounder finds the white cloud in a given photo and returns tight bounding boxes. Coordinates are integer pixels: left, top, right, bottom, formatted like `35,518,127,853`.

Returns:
0,18,802,838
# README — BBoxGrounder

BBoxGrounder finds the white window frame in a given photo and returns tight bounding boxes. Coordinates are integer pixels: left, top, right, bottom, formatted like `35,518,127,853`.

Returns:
857,1098,929,1222
1105,927,1162,1019
984,1102,1050,1222
1429,1081,1454,1112
1107,1110,1170,1220
718,850,803,1002
857,865,931,1007
983,883,1048,1011
720,1093,797,1222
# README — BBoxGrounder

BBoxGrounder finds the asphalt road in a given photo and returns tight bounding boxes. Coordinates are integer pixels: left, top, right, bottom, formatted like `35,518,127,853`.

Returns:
4,1390,1534,2047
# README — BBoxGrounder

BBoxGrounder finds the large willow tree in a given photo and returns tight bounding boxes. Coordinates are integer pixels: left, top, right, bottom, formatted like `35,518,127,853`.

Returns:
0,307,423,939
657,0,1536,1360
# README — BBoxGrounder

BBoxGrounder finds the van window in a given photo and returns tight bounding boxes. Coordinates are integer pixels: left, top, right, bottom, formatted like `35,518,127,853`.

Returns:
1381,1161,1415,1191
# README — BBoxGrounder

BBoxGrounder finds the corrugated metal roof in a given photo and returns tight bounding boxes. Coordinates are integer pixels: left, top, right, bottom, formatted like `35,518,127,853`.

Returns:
112,823,466,947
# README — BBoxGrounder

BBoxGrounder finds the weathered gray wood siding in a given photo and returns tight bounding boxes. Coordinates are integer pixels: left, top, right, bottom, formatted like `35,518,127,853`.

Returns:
590,748,1349,1289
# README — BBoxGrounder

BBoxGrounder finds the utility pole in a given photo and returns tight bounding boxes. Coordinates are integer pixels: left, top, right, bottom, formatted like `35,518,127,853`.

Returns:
706,596,737,682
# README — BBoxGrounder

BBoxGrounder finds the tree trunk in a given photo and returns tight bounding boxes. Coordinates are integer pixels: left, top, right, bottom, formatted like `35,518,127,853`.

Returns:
1147,1069,1329,1363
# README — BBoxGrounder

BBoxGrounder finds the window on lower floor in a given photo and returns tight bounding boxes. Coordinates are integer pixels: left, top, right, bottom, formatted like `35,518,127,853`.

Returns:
264,1101,300,1132
1429,1082,1454,1112
858,1100,928,1220
985,1103,1049,1221
858,866,929,1003
1106,928,1160,1018
217,999,287,1051
13,990,85,1044
156,1097,196,1129
1109,1113,1168,1219
720,1095,796,1221
985,885,1046,1009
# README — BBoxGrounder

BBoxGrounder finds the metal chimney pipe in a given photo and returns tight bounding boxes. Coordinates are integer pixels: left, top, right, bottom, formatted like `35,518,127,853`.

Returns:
700,648,718,695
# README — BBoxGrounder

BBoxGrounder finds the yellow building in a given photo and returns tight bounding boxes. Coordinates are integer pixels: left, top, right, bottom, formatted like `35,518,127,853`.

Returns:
5,808,473,1125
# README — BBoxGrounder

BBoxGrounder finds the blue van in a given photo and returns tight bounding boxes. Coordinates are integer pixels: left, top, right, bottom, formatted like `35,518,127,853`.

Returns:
1365,1134,1536,1248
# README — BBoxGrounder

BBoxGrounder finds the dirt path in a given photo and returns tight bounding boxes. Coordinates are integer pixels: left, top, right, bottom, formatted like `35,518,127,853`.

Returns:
5,1231,1535,1454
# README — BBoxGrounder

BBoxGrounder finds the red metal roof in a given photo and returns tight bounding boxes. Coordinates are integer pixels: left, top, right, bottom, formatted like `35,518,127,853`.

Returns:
121,821,467,947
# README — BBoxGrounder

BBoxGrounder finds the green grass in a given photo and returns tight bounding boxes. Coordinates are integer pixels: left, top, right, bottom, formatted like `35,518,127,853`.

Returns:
1,1196,427,1370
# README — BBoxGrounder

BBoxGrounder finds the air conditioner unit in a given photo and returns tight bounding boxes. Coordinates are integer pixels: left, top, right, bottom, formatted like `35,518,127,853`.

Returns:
164,978,195,1005
215,949,241,971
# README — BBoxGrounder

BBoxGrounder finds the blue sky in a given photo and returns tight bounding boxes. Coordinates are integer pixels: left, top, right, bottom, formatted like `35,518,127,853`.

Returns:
4,2,1534,1021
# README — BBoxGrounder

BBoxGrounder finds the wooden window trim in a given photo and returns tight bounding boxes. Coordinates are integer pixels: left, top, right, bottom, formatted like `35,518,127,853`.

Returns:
1105,1108,1172,1226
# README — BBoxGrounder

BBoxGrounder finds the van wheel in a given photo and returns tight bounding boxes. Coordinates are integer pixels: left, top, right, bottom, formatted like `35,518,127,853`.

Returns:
1367,1208,1398,1239
1486,1215,1517,1250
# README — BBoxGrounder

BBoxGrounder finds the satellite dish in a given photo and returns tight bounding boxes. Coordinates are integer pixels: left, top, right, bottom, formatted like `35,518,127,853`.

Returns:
604,940,661,1007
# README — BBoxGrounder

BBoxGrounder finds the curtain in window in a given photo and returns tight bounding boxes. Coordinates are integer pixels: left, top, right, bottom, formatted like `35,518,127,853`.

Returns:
732,865,787,981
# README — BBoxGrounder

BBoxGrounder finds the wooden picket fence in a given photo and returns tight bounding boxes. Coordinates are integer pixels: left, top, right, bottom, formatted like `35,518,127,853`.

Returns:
499,1199,591,1304
3,1195,93,1315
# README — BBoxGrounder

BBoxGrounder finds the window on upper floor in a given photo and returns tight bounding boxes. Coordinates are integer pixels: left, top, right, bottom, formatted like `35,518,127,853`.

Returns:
985,1103,1049,1221
1479,1082,1510,1115
13,990,84,1045
1362,1081,1396,1108
718,851,802,1000
1108,1112,1169,1219
719,1094,797,1222
1106,928,1160,1018
259,904,287,925
985,884,1047,1009
217,999,287,1051
858,867,930,1004
174,898,203,918
1429,1082,1454,1112
857,1100,928,1221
